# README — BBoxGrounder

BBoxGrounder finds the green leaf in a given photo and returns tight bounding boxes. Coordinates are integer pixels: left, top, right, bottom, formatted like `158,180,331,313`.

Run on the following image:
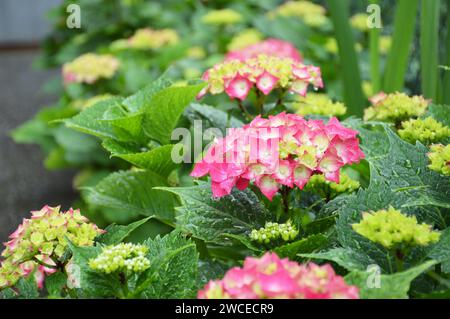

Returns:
15,277,39,299
86,170,178,224
135,232,199,298
274,234,328,260
420,0,441,100
427,228,450,265
64,97,124,139
67,243,122,298
143,84,205,145
300,248,376,271
157,182,272,243
102,139,178,177
96,217,152,245
324,126,449,271
185,103,244,134
198,259,228,287
383,0,419,92
45,272,68,297
326,0,365,116
425,104,450,127
122,74,172,113
102,112,145,142
345,260,437,299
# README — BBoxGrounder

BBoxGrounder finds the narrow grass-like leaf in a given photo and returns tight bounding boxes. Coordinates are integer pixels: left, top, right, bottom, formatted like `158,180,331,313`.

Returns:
369,0,381,93
443,0,450,104
420,0,441,100
383,0,419,92
326,0,365,116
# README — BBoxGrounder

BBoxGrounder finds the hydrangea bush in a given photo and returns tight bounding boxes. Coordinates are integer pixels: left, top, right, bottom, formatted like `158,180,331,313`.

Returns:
5,0,450,300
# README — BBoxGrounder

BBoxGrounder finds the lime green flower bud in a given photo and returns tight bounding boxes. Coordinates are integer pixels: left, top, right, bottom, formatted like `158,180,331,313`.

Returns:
305,172,360,200
89,243,150,274
250,221,299,244
364,92,429,123
399,117,450,145
352,207,441,249
201,9,242,26
292,93,347,117
428,144,450,176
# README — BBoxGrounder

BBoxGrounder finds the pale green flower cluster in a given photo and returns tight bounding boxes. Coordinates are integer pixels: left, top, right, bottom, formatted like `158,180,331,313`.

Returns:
352,207,441,249
364,92,429,123
201,9,242,25
293,93,347,117
227,29,263,51
350,13,369,32
250,221,299,244
428,144,450,176
89,243,150,274
270,1,328,27
399,117,450,145
305,172,360,200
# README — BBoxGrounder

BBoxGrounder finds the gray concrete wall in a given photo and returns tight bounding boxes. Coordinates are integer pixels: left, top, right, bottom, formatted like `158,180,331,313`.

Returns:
0,51,76,243
0,0,63,43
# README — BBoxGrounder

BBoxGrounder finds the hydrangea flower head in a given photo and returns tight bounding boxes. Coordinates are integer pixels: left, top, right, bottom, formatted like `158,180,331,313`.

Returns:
113,28,179,50
352,207,441,249
271,1,328,27
201,9,242,25
364,92,429,123
62,53,120,85
198,252,359,299
226,38,302,62
250,221,299,244
292,93,347,117
89,243,150,274
191,113,364,200
197,55,322,100
305,171,360,200
428,144,450,176
0,206,103,289
398,117,450,145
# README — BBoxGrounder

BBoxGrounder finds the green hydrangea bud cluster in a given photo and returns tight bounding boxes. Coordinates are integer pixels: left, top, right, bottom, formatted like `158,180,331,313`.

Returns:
428,144,450,176
305,172,360,200
364,92,429,123
352,207,441,249
293,93,347,117
0,206,103,289
398,117,450,144
89,243,150,274
250,221,299,244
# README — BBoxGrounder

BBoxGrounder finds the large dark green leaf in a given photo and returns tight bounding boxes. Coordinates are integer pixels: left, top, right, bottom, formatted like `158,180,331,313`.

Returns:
102,139,177,177
157,183,272,244
345,260,437,299
134,232,199,298
86,170,178,224
143,84,205,145
300,248,376,271
96,217,152,245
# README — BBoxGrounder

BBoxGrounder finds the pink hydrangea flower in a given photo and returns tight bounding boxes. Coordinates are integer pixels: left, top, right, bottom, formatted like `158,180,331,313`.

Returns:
191,113,364,200
197,55,323,100
198,252,359,299
225,38,303,62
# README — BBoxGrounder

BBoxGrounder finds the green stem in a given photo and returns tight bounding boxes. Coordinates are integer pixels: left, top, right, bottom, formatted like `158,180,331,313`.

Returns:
427,270,450,289
237,100,252,121
255,90,266,115
32,257,59,270
281,186,292,216
393,249,405,272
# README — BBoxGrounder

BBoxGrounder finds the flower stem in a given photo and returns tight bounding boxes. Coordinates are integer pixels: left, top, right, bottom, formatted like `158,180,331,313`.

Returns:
237,100,253,121
281,186,292,215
